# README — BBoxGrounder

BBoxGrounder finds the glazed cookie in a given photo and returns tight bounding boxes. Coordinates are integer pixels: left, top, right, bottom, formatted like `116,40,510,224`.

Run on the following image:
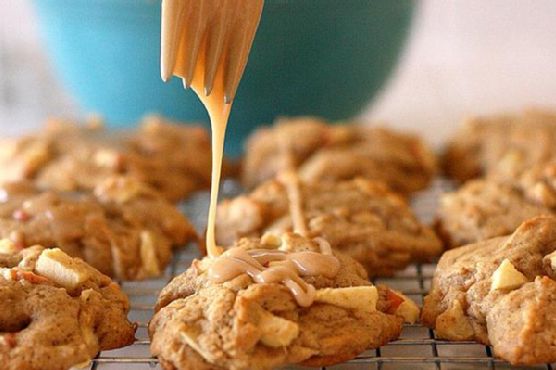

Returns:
150,233,419,370
443,108,556,182
216,178,442,277
242,117,437,194
436,179,554,248
0,116,234,202
422,216,556,365
0,244,136,370
0,177,196,280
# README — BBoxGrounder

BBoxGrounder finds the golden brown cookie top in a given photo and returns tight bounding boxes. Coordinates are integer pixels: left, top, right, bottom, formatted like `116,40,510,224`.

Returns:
0,178,196,280
423,216,556,365
216,178,442,277
242,116,437,194
486,276,556,365
0,245,136,370
434,216,556,295
0,116,234,202
502,161,556,208
443,108,556,182
436,179,554,247
150,233,418,370
0,244,110,292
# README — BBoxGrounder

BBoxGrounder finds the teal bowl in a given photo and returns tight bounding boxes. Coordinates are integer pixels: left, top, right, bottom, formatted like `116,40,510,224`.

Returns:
32,0,413,155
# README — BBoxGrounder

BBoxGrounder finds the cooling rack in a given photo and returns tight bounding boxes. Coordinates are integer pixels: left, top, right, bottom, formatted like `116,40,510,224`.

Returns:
89,180,555,370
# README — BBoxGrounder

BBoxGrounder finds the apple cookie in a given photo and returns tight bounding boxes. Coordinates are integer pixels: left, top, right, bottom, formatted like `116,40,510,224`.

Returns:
149,233,419,370
502,161,556,209
436,179,554,247
242,117,437,194
0,177,196,280
422,216,556,365
0,116,234,202
443,108,556,182
0,244,136,370
216,177,442,277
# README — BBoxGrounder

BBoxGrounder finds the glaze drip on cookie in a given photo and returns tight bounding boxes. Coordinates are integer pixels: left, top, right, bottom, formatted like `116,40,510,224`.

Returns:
422,216,556,365
208,237,340,307
278,171,308,236
150,233,417,370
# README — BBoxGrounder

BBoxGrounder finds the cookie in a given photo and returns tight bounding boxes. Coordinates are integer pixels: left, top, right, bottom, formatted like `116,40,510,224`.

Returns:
0,177,196,280
0,244,136,370
216,177,442,277
150,233,419,370
0,116,234,202
503,161,556,208
443,108,556,182
242,117,437,194
422,216,556,365
436,179,553,247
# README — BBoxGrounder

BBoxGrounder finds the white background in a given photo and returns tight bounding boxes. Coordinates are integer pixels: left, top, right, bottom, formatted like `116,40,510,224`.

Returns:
2,0,556,146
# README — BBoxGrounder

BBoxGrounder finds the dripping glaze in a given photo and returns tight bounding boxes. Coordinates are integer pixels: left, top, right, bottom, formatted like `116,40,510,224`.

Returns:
207,239,340,307
160,0,264,257
160,0,342,306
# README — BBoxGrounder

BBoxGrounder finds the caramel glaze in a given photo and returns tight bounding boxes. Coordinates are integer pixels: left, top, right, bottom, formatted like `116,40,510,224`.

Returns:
278,171,309,236
208,239,340,307
161,1,342,308
160,0,264,258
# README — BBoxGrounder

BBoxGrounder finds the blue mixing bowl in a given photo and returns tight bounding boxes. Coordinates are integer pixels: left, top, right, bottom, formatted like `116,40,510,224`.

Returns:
32,0,413,155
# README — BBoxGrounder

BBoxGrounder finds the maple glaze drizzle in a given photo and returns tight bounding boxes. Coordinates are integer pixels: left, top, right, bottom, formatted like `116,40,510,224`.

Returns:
161,0,264,257
208,239,339,307
279,171,309,236
161,0,342,308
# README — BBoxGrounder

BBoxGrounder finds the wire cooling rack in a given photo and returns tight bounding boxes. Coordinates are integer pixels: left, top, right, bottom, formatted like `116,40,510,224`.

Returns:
88,180,555,370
